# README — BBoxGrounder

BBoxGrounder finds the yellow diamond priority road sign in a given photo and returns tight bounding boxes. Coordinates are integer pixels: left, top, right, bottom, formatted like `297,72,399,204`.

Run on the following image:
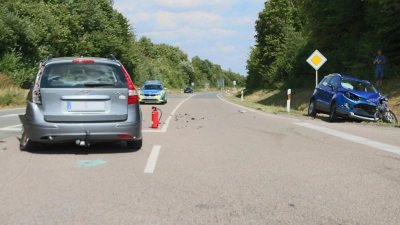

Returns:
306,50,327,71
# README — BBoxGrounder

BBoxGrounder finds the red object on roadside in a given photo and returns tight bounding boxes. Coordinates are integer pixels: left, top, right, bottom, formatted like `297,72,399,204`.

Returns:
152,106,159,129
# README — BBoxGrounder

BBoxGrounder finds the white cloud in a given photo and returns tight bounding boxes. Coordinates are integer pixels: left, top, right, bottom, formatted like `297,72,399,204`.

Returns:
142,27,236,41
113,0,267,75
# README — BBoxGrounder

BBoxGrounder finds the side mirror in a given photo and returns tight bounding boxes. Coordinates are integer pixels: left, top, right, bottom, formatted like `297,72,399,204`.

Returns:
20,81,33,89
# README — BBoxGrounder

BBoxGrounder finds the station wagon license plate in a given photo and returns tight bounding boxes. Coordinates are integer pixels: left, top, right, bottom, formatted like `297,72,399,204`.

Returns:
67,101,105,112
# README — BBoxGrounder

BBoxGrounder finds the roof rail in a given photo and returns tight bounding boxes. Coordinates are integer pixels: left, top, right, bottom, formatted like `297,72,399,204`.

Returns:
106,54,117,61
47,54,53,61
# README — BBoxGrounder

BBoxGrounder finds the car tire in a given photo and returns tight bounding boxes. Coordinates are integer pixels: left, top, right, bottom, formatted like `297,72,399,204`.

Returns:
382,109,398,124
127,139,142,150
308,99,317,117
20,130,39,152
329,102,338,122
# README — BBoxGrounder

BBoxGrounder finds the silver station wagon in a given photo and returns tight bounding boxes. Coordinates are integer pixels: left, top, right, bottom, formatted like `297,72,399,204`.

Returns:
19,54,142,151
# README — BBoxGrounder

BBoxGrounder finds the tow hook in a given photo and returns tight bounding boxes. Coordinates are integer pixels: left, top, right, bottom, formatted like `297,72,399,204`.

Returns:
85,130,90,147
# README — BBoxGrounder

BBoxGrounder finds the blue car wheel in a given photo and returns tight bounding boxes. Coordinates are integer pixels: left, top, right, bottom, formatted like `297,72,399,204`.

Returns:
329,102,338,122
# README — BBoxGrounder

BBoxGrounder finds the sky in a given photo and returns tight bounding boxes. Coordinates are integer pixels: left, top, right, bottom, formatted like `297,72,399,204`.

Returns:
113,0,266,76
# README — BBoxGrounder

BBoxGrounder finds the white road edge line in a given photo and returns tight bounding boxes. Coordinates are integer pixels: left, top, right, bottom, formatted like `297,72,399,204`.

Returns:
142,94,195,133
0,107,25,112
1,114,19,118
295,122,400,155
217,93,256,113
0,124,22,131
217,93,290,121
144,145,161,174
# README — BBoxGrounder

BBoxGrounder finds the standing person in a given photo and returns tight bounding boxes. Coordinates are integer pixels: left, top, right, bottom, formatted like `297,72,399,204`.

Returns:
373,50,386,90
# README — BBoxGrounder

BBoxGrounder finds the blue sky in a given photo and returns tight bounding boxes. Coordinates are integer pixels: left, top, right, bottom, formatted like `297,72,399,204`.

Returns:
113,0,266,76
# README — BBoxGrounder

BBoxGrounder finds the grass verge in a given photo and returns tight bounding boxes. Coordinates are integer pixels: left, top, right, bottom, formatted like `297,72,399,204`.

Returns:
0,87,28,109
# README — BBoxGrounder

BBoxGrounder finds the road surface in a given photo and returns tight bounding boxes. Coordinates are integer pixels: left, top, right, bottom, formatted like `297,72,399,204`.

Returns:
1,92,400,224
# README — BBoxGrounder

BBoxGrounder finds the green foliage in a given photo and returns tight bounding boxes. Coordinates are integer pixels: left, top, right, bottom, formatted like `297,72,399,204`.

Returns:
0,0,245,89
247,0,400,90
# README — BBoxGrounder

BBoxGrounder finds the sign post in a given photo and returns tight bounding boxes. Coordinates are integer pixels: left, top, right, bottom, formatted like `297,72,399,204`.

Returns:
306,50,327,86
287,89,291,112
217,79,224,90
204,83,209,92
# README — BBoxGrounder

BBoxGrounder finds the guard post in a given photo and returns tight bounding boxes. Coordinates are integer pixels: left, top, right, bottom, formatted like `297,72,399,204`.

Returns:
287,89,291,112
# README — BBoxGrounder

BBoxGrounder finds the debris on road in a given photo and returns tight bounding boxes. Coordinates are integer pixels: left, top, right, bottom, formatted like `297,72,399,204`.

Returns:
239,110,246,113
0,140,5,143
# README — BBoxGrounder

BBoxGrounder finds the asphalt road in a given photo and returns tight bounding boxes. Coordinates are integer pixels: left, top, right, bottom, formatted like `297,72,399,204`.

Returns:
1,92,400,224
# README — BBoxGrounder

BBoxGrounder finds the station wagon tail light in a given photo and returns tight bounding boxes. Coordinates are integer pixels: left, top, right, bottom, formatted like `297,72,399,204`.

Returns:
32,70,42,104
120,66,138,105
72,59,94,63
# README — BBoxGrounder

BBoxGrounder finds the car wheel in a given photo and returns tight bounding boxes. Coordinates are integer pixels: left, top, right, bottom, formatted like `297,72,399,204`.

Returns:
382,109,398,124
329,102,338,122
308,99,317,117
127,139,142,150
20,130,39,151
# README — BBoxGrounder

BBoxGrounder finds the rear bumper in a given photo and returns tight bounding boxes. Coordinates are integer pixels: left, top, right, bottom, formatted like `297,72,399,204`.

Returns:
20,114,142,143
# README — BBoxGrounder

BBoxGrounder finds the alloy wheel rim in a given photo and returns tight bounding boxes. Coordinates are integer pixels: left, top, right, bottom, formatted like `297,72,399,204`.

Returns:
386,112,396,123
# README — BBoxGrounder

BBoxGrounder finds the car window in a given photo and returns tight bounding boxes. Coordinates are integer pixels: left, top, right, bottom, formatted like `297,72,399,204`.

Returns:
40,63,127,88
330,76,338,87
322,76,332,86
341,78,378,93
143,85,162,90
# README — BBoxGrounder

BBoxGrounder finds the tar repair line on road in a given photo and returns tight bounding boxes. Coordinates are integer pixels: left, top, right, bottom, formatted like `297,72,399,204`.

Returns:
142,94,195,133
295,122,400,155
144,145,161,174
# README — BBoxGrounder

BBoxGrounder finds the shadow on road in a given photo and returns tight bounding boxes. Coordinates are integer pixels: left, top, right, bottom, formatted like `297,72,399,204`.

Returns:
23,141,139,155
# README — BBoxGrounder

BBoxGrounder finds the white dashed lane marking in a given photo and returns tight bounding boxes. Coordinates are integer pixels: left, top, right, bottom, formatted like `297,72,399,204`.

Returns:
144,145,161,174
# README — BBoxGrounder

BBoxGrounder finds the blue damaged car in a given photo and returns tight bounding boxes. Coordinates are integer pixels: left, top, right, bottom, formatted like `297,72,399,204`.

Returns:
308,73,397,123
138,80,167,104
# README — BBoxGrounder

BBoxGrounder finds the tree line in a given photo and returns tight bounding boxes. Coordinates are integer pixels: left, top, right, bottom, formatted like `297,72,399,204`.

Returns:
246,0,400,90
0,0,245,89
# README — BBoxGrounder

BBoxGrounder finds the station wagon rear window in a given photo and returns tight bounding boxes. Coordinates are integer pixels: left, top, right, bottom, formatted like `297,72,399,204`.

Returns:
40,63,128,88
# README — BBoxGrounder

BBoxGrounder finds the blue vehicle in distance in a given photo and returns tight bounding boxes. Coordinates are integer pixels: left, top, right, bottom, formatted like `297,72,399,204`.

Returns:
308,73,397,123
138,80,167,104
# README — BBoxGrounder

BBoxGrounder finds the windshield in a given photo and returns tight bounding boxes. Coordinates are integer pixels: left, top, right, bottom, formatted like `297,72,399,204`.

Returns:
41,63,127,88
341,78,378,93
143,84,162,90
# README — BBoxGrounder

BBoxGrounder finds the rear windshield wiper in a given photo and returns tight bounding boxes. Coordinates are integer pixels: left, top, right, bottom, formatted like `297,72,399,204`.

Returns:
83,82,116,87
